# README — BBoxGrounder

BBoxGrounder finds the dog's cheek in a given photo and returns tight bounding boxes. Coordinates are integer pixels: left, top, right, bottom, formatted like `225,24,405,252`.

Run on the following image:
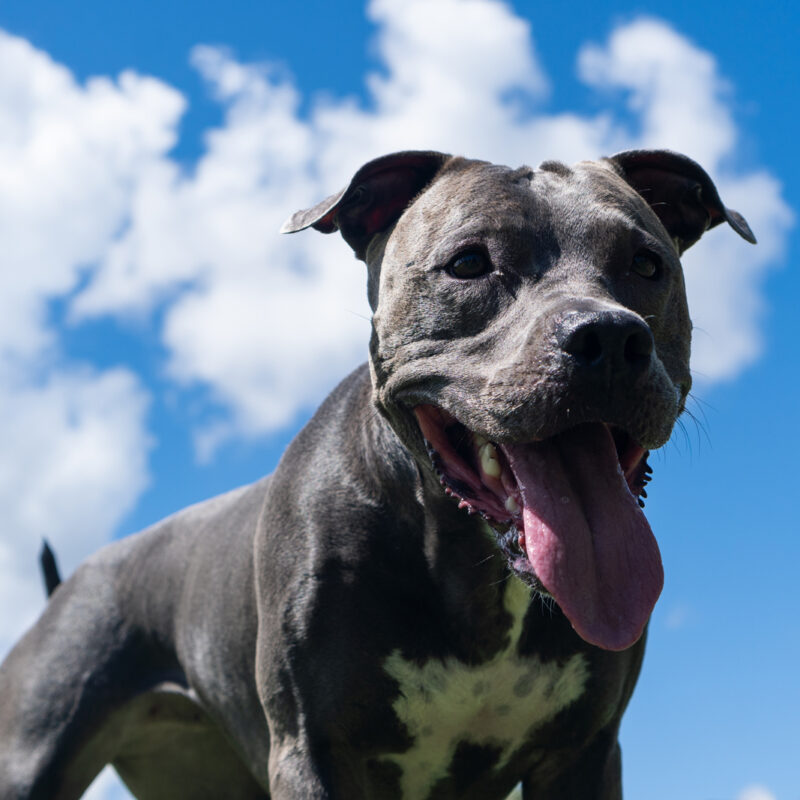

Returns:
652,286,693,400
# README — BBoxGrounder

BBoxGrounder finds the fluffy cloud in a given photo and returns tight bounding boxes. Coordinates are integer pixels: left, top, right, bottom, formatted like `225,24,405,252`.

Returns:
737,786,778,800
0,367,151,655
578,18,736,167
0,29,184,361
0,27,172,657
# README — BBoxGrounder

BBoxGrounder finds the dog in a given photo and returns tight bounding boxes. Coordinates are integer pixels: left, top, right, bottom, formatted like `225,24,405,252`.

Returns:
0,148,754,799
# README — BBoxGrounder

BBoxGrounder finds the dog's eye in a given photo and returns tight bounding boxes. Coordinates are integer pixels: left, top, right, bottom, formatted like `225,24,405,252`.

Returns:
447,251,491,279
632,251,661,280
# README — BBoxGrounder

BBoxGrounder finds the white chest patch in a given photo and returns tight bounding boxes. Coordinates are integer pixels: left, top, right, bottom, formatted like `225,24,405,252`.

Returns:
380,577,588,799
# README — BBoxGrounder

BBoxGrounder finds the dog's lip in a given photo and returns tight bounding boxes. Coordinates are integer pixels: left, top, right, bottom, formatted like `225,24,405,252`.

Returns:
413,404,518,525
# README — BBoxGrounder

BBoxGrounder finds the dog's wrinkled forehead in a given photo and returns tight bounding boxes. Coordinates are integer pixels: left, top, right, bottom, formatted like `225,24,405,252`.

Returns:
389,161,538,248
384,158,667,269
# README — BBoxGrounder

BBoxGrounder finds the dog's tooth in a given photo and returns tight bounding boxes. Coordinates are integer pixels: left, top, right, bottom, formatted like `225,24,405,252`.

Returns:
505,496,519,513
480,443,501,478
473,433,488,448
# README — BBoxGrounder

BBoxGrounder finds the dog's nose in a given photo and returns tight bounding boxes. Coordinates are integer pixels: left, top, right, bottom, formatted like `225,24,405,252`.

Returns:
556,310,654,374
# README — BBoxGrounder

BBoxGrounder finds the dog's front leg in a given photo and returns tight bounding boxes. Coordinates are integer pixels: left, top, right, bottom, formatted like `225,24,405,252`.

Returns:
266,741,334,800
266,730,375,800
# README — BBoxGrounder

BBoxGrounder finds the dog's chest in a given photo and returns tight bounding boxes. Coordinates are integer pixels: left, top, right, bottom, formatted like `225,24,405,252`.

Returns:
379,577,589,798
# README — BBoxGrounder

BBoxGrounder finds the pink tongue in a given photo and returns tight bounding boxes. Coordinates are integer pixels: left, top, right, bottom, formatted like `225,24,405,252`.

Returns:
503,425,663,651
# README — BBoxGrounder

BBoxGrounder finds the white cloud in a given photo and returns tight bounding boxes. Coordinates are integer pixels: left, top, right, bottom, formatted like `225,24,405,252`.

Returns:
737,785,778,800
0,29,184,361
0,27,165,659
0,366,151,658
578,18,736,168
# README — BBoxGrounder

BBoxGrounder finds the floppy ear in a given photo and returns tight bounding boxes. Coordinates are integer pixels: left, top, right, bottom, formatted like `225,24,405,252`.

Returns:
280,150,450,260
608,149,756,254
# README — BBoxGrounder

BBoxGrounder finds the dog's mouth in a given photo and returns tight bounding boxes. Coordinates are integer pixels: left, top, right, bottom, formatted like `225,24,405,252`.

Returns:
414,405,664,652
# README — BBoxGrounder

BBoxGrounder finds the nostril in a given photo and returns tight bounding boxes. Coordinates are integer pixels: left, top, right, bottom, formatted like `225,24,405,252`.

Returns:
623,327,654,366
564,328,604,365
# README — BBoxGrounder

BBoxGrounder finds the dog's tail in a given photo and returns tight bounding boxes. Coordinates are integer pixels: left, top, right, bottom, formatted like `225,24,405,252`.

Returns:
40,539,62,597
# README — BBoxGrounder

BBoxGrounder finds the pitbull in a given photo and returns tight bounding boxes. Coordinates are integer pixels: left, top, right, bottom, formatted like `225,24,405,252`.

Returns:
0,149,754,799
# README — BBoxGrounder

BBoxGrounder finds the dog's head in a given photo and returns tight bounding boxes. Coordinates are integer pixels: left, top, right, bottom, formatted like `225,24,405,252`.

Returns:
283,150,754,652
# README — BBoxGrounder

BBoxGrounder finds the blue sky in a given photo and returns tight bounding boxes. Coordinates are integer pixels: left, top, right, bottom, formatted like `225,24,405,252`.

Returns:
0,2,797,799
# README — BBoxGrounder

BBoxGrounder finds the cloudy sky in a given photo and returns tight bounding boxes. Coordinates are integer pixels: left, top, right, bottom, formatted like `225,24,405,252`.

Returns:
0,1,797,798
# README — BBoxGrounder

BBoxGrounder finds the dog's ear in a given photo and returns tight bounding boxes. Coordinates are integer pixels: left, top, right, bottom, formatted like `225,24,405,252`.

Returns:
281,151,450,260
608,149,756,254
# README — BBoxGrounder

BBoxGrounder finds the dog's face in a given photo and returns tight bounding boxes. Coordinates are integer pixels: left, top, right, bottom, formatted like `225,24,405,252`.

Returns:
372,157,690,448
284,150,754,652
